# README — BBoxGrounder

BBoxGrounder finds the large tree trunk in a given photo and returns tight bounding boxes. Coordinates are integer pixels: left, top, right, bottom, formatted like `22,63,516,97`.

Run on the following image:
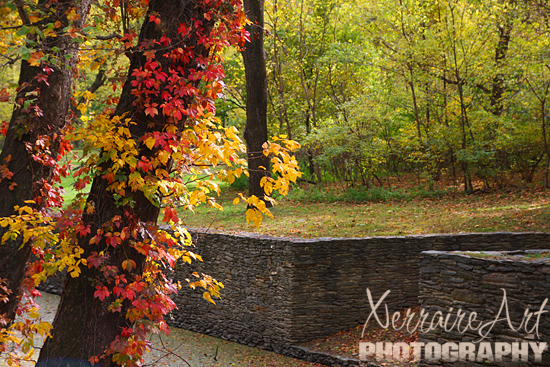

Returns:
0,0,92,326
37,0,221,365
242,0,270,202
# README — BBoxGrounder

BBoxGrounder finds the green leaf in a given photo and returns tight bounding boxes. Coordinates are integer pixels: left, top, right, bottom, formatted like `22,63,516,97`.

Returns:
16,25,30,37
20,46,31,61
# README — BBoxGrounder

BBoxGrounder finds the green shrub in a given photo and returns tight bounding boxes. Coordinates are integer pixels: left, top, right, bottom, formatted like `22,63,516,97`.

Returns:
287,184,449,203
230,174,249,190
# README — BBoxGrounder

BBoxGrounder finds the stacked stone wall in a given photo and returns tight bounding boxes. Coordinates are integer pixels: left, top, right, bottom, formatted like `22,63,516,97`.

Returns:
38,230,550,353
167,231,550,348
419,250,550,366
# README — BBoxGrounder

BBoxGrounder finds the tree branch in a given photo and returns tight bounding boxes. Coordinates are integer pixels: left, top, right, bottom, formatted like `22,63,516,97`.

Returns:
96,33,122,40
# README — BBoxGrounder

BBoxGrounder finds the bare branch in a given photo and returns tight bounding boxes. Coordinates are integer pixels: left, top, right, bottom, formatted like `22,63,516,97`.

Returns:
0,24,25,31
95,33,122,40
0,53,20,67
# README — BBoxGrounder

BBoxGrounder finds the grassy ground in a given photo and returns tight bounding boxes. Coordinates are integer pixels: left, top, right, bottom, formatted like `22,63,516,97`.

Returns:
58,152,550,238
179,185,550,238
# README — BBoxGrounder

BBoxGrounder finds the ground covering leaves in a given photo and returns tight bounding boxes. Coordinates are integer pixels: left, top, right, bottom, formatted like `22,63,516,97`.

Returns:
181,185,550,238
301,307,420,366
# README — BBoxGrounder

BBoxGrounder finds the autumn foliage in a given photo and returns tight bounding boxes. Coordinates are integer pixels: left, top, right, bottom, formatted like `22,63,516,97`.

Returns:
0,0,300,365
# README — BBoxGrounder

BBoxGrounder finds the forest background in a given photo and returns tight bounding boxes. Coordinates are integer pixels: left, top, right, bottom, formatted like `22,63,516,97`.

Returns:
3,0,550,193
168,0,550,238
220,0,550,193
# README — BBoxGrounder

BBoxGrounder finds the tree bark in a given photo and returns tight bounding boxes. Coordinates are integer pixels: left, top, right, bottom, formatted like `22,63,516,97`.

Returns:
241,0,270,203
0,0,93,326
489,18,513,117
37,0,219,365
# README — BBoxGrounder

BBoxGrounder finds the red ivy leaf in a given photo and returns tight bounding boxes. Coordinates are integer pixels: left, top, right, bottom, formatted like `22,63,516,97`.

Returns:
87,251,105,268
0,88,9,102
149,15,161,25
94,286,110,301
144,104,159,117
162,207,179,223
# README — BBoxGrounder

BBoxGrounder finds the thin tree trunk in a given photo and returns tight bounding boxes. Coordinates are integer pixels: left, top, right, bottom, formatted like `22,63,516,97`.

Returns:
407,65,422,143
0,0,92,325
489,18,513,117
541,98,549,188
242,0,270,204
270,1,292,140
525,77,550,188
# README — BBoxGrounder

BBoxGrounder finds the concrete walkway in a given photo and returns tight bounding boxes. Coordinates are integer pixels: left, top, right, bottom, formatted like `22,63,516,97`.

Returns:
5,292,317,367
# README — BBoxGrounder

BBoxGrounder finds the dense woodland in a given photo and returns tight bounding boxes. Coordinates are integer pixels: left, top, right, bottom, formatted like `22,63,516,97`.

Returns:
220,0,550,191
2,0,550,192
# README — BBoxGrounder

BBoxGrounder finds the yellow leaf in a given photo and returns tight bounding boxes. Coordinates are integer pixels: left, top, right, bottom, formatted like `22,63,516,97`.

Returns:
5,331,22,345
36,321,52,336
23,230,33,244
91,61,101,71
157,150,170,164
203,292,216,305
232,197,240,205
24,347,35,360
29,309,40,319
245,208,263,227
77,103,87,114
19,206,33,215
66,9,80,21
86,203,95,214
144,136,156,150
